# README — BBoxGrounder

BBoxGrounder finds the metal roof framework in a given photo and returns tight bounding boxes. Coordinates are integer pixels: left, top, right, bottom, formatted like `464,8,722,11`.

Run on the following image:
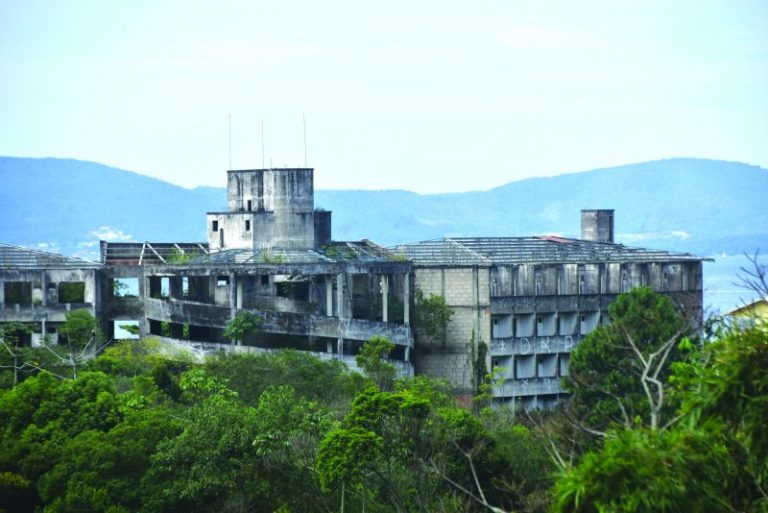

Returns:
102,240,401,267
0,243,102,269
396,237,706,266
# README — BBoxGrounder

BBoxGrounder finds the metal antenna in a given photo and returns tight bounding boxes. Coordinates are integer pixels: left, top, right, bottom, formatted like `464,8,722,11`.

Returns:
303,113,307,167
228,114,232,170
261,119,265,169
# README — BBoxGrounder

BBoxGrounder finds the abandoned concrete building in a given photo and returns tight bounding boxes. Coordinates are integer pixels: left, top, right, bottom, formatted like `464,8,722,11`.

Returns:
1,167,705,408
396,210,704,409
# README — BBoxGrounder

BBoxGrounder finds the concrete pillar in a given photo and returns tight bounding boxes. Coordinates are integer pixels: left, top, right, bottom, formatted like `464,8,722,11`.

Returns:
0,281,4,305
40,272,47,306
326,276,334,316
337,338,344,355
237,278,243,309
229,273,237,318
41,319,47,345
169,276,183,299
403,273,410,326
336,273,345,319
404,345,410,362
380,274,389,323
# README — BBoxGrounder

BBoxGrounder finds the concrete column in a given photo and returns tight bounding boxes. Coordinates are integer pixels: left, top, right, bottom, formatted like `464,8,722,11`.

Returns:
326,276,334,316
403,273,410,326
404,345,410,362
337,338,344,355
139,318,148,338
229,273,237,318
169,277,183,299
236,278,243,309
40,272,48,306
336,273,345,319
380,275,389,323
41,319,47,345
0,281,4,305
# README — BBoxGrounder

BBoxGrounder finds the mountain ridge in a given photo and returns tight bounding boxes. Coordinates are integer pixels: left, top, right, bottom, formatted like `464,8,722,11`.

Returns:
1,156,766,256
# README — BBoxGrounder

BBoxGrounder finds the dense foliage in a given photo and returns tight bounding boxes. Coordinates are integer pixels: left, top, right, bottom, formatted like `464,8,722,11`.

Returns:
1,288,766,512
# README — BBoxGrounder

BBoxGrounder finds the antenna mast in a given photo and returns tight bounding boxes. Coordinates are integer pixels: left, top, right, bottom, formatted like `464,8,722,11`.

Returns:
261,119,265,169
303,113,307,167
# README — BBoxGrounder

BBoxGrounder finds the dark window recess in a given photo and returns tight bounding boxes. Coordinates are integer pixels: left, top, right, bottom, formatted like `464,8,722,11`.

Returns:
261,275,270,286
247,200,252,211
58,282,85,303
5,282,32,305
47,326,56,334
245,220,251,231
212,220,219,232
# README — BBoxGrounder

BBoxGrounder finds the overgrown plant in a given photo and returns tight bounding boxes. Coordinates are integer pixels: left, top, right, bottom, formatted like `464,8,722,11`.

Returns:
223,311,263,345
414,289,454,342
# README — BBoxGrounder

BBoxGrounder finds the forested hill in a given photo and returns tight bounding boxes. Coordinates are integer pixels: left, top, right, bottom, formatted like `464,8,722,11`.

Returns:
1,156,766,259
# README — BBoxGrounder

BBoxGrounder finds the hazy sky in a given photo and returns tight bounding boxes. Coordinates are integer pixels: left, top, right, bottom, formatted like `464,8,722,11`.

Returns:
1,1,766,192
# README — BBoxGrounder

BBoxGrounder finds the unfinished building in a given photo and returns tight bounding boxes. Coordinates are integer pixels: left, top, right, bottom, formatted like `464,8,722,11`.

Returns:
0,244,102,347
100,168,414,374
396,210,705,409
1,166,705,407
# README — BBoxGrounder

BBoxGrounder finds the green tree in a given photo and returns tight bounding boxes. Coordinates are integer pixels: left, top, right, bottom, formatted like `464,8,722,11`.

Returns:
563,287,688,434
414,289,453,341
205,350,362,406
223,311,263,345
355,336,397,391
317,381,502,513
0,371,122,511
36,408,179,513
552,425,748,513
0,322,35,386
55,310,102,379
553,325,768,513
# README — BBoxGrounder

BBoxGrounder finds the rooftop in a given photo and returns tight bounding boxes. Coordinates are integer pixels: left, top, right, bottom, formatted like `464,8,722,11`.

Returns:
0,243,102,269
102,240,401,267
101,242,210,265
395,236,706,266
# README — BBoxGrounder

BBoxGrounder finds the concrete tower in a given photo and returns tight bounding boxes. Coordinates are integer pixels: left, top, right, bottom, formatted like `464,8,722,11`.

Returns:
206,168,331,251
580,209,615,244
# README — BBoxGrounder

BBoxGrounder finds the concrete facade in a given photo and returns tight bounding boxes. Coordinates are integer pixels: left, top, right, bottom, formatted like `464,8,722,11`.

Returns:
397,212,706,409
0,245,102,347
2,171,706,409
412,266,492,394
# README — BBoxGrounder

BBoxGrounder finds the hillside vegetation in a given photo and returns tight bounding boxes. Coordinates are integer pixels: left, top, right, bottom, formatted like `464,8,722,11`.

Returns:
1,289,766,512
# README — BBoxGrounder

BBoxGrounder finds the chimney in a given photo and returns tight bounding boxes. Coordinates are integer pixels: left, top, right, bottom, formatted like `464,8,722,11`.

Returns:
581,209,614,243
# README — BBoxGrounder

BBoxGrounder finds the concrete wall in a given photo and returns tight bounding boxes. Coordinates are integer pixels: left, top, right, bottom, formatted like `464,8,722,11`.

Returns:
209,169,317,251
0,268,99,345
412,266,491,393
489,260,703,299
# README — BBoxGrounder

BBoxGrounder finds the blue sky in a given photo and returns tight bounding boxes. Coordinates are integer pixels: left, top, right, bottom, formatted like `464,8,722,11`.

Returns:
1,0,766,192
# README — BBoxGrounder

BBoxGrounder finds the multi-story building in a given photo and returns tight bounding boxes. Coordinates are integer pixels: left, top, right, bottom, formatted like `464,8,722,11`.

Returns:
397,210,705,409
1,167,706,408
0,244,102,347
2,167,414,376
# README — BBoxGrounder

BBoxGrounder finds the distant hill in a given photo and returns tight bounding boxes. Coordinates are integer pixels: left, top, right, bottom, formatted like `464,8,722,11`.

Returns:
316,159,768,256
1,156,766,313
